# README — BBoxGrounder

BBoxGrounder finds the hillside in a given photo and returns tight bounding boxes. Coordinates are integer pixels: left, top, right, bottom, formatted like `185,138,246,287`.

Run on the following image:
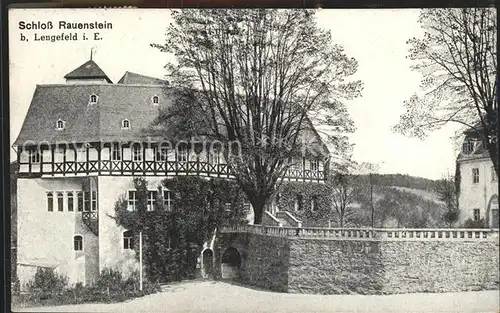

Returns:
333,174,447,228
357,173,441,191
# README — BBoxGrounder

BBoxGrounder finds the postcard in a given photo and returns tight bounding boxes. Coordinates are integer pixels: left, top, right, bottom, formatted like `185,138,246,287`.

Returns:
8,8,499,313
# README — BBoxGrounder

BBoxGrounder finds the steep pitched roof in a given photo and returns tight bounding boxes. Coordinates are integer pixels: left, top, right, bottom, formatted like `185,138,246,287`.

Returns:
14,84,174,145
64,60,113,83
117,71,169,85
16,71,328,157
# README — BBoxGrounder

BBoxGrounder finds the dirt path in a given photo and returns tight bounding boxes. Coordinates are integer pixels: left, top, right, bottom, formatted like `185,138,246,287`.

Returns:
13,281,500,313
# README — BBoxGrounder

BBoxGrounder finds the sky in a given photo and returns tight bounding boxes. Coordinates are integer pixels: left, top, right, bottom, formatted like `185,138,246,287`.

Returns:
8,9,460,180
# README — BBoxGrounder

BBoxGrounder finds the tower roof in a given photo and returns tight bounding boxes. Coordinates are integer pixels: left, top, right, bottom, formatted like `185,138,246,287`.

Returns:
117,71,169,85
64,60,113,83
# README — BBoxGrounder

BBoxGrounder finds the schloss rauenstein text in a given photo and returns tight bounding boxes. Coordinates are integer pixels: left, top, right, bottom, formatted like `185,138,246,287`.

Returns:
18,21,113,42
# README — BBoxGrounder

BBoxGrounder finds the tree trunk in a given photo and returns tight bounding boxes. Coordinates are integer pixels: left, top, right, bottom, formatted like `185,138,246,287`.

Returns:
486,141,499,178
251,199,266,225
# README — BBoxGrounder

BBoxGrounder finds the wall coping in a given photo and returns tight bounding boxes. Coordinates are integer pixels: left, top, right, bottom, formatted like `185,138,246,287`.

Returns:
221,225,499,241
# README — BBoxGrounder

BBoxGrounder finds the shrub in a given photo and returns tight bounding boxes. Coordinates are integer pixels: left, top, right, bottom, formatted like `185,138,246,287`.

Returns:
96,268,123,292
26,268,68,299
13,268,160,308
462,218,486,228
12,276,20,295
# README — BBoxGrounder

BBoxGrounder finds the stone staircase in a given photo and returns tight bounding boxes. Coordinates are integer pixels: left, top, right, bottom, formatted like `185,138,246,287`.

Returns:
262,211,302,228
275,217,292,227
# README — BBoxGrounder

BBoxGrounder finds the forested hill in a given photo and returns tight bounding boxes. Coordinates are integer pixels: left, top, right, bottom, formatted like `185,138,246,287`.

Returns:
345,173,446,228
357,173,440,192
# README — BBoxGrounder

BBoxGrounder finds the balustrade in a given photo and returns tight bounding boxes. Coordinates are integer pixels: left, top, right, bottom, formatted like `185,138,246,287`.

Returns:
220,225,499,241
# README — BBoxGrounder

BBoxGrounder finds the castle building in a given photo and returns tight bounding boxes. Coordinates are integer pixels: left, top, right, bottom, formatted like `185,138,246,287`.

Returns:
13,59,328,288
457,129,499,228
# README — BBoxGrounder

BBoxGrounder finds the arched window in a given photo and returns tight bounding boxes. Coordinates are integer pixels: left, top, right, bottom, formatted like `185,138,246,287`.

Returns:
29,149,40,164
89,94,98,104
311,196,319,212
77,192,83,212
152,95,159,104
123,231,134,249
310,159,319,171
67,192,74,212
47,192,54,212
57,192,64,211
294,194,303,211
209,149,221,164
177,145,188,162
56,119,65,130
74,235,83,251
122,119,130,129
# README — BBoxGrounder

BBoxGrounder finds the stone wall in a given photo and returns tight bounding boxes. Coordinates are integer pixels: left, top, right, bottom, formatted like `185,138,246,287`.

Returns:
217,230,499,295
216,233,290,292
288,239,384,294
379,240,499,293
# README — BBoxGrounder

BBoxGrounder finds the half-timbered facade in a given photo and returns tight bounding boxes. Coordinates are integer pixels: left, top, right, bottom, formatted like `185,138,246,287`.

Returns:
14,59,329,289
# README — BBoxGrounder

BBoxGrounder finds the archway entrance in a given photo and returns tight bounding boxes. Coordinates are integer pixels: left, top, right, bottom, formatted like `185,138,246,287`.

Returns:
221,247,241,279
202,249,214,278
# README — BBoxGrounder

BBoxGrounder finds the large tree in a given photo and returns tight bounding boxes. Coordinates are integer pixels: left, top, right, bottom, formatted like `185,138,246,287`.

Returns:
434,173,459,227
393,8,498,175
152,9,362,224
329,172,363,228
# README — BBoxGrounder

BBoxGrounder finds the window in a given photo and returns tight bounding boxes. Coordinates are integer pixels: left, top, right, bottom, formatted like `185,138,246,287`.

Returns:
311,196,318,212
177,146,187,162
157,147,168,162
29,149,40,163
57,192,64,212
123,231,134,249
209,150,221,164
128,191,137,211
302,157,306,170
67,192,74,212
56,119,65,130
84,191,91,212
122,119,130,129
133,145,142,161
294,194,303,211
152,95,159,105
147,191,157,211
91,191,97,211
89,94,98,104
77,192,83,212
111,143,121,161
163,189,172,211
462,141,474,154
472,168,480,184
492,166,497,182
310,159,319,171
74,235,83,251
47,192,54,212
473,208,480,221
55,149,64,162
